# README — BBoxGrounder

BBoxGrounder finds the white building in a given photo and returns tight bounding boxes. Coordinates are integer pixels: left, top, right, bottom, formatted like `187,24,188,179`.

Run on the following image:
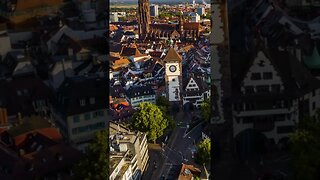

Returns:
164,47,183,102
109,122,149,180
126,85,156,107
110,12,119,23
232,46,320,148
191,13,201,23
51,75,108,151
150,5,159,17
182,76,211,108
197,7,206,16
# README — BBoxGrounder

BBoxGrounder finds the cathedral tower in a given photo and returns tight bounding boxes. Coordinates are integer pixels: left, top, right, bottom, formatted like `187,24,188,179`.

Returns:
138,0,151,38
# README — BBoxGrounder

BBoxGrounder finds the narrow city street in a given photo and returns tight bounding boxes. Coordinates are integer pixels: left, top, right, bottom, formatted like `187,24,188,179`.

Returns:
142,110,206,180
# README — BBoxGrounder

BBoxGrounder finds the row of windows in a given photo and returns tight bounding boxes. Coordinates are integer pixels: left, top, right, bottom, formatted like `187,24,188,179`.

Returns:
234,100,289,111
188,84,197,87
17,89,29,96
251,72,273,80
186,88,199,91
244,84,281,94
79,98,96,106
73,110,105,123
238,114,288,124
131,95,155,100
71,122,105,135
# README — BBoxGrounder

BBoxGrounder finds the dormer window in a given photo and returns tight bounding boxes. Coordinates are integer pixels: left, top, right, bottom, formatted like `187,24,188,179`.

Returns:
90,98,95,104
80,99,86,106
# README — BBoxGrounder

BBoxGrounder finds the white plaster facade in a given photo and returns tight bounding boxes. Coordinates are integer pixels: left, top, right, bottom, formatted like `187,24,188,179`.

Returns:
165,62,182,102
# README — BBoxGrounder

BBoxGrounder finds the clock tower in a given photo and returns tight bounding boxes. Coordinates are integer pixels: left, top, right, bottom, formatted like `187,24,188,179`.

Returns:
163,47,182,102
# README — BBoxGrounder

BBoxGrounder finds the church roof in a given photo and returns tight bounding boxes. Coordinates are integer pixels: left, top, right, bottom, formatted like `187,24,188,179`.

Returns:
184,22,200,30
150,24,177,31
163,47,182,62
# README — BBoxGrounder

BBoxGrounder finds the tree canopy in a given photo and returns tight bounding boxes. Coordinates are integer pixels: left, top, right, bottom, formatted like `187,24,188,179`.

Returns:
74,130,109,180
195,138,211,165
132,102,169,143
156,96,175,129
200,99,211,122
156,96,170,111
289,112,320,180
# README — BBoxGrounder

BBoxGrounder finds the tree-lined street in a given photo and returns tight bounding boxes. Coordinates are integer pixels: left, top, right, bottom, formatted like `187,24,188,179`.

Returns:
142,110,208,180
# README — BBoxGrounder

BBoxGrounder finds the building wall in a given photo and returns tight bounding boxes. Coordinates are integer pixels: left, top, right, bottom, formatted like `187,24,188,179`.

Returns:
0,36,11,57
232,100,298,144
8,32,33,45
134,133,149,172
49,60,73,90
67,109,107,144
129,95,156,107
165,62,182,102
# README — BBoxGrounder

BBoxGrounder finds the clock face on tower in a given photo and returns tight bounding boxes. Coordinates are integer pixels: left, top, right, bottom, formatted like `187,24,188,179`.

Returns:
169,65,177,72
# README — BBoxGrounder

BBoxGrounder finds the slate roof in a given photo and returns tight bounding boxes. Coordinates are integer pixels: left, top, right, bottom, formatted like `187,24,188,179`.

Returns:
120,46,142,57
0,143,81,180
55,75,108,117
126,85,155,99
0,76,53,116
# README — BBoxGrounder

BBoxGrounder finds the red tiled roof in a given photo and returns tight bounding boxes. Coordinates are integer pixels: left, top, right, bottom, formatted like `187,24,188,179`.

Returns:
0,128,6,135
14,128,62,146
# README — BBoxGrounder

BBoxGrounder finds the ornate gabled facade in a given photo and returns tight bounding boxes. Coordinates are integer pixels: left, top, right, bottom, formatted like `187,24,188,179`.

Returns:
182,76,211,108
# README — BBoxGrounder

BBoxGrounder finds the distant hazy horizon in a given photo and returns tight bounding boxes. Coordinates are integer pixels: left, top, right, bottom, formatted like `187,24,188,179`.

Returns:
110,0,208,4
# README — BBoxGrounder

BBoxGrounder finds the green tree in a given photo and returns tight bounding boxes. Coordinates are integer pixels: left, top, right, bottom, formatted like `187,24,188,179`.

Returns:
74,130,109,180
289,113,320,180
195,138,211,165
132,102,168,143
156,96,176,129
200,99,211,122
156,96,170,111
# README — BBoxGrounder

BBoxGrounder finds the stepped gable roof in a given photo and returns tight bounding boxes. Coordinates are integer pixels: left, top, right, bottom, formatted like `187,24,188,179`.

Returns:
126,85,155,99
163,47,182,62
55,75,108,116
